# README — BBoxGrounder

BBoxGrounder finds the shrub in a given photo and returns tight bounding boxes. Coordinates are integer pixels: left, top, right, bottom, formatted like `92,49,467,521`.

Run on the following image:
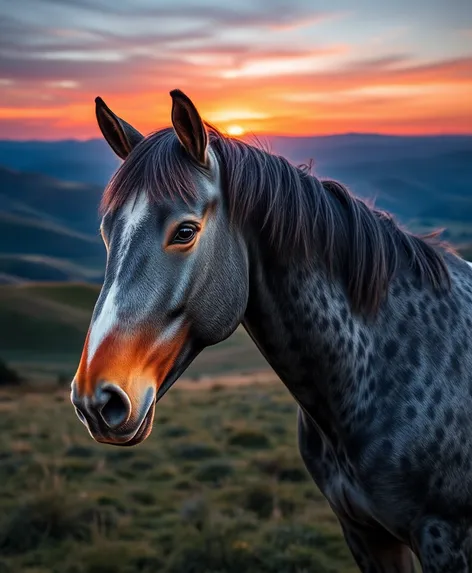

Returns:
105,450,134,462
0,358,21,385
278,466,308,482
163,522,258,573
278,496,297,517
179,496,209,530
194,459,234,484
160,425,191,438
227,429,271,449
59,459,97,479
170,442,221,461
150,465,176,481
0,491,116,555
251,452,309,482
242,484,274,519
65,445,95,458
60,540,163,573
129,459,154,471
128,489,156,505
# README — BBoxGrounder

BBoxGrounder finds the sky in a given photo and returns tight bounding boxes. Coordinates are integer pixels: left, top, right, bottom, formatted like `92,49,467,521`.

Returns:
1,0,472,139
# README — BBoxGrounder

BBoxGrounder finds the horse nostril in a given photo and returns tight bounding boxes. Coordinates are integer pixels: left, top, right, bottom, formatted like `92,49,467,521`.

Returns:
95,384,131,429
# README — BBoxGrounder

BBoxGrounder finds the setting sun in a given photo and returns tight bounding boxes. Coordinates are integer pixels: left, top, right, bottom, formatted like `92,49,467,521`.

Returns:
226,125,245,136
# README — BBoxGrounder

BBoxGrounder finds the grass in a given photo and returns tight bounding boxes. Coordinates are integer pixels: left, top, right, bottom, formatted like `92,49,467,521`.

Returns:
0,381,358,573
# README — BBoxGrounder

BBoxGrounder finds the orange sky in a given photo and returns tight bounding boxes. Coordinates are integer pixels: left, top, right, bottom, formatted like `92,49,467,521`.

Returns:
1,1,471,139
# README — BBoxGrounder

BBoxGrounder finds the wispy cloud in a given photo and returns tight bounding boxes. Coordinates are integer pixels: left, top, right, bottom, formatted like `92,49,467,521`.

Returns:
0,0,471,138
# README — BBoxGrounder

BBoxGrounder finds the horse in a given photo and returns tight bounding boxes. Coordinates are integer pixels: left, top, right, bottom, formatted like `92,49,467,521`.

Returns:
71,89,472,572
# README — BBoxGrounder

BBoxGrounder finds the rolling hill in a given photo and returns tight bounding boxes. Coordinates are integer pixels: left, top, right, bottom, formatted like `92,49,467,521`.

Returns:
0,135,471,285
0,139,120,186
1,134,471,228
0,255,103,284
0,166,106,281
0,165,103,235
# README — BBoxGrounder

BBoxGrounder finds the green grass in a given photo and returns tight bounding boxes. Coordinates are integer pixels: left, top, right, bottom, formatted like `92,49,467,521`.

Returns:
0,382,358,573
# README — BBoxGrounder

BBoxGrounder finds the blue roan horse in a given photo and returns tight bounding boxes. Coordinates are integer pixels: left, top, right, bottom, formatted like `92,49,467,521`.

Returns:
71,89,472,572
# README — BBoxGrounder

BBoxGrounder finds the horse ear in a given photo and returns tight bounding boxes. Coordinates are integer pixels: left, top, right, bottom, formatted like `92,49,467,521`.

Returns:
170,89,208,166
95,97,144,160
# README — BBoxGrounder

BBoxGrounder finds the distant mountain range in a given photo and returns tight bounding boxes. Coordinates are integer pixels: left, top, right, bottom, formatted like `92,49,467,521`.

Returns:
0,139,120,186
0,134,471,284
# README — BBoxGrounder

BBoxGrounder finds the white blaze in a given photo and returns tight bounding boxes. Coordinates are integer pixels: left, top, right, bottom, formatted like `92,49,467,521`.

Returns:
87,193,149,364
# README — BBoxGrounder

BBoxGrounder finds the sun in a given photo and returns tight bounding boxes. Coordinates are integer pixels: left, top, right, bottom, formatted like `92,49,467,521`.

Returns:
226,124,245,136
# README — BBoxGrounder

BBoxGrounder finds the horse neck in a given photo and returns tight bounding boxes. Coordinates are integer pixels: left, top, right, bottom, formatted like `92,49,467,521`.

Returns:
242,244,372,432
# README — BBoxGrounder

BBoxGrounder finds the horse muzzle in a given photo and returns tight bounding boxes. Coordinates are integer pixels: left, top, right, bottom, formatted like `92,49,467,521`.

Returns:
70,381,156,446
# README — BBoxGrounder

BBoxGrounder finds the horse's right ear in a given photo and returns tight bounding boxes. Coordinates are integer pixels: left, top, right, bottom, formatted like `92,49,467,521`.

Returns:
170,89,208,166
95,97,144,160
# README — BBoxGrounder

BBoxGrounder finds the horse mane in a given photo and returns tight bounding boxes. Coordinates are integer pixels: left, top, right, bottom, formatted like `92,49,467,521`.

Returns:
101,125,451,315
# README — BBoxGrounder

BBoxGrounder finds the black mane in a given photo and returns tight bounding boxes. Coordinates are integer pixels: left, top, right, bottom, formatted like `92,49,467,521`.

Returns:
101,125,451,314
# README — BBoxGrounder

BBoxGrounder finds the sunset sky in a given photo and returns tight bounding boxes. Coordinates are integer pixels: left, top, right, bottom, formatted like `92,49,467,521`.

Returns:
1,0,472,139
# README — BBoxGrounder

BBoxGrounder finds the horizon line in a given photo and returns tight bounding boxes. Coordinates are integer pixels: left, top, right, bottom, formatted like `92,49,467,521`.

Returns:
1,131,472,144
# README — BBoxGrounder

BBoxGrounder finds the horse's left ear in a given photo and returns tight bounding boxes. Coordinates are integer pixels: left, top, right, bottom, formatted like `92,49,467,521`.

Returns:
95,97,144,160
170,89,208,166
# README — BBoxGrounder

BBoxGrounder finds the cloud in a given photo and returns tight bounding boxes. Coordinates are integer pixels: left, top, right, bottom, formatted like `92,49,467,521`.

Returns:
0,0,471,138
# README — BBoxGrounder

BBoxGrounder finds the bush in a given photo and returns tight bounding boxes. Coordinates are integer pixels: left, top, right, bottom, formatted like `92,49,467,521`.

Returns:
242,484,274,519
170,442,221,461
0,491,116,555
160,425,191,438
227,429,271,449
179,496,209,529
65,445,95,458
194,459,234,484
265,523,349,557
0,358,21,385
128,489,156,505
59,459,97,479
163,522,259,573
60,540,163,573
251,453,309,482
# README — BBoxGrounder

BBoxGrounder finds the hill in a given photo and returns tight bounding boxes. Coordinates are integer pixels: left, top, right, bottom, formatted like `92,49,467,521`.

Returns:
2,134,471,188
0,255,103,284
0,283,268,382
0,134,470,283
0,212,102,259
0,139,120,186
0,166,105,279
1,134,471,233
0,165,103,235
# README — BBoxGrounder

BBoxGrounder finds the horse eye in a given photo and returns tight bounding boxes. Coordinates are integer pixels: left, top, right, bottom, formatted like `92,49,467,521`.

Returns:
173,224,197,244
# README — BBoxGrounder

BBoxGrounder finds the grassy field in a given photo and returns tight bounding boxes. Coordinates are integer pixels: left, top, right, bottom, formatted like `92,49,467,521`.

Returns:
0,283,269,382
0,381,358,573
2,243,471,572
